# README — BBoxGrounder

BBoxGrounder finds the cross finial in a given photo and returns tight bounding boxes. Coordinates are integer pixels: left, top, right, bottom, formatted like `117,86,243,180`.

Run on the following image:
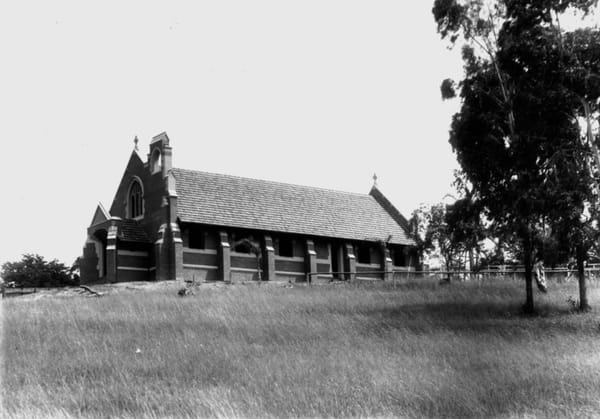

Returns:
134,135,139,151
373,173,378,186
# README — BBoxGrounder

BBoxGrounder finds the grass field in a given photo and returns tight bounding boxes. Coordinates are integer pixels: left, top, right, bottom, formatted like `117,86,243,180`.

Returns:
2,278,600,418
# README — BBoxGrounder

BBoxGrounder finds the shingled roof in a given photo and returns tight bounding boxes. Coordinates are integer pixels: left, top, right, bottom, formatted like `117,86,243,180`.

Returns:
118,219,151,243
172,168,414,246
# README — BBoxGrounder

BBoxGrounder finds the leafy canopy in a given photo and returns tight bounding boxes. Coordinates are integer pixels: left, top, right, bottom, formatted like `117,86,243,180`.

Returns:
433,0,599,311
1,254,78,288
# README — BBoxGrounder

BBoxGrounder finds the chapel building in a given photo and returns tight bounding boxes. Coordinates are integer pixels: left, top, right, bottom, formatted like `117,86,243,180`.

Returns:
79,133,416,283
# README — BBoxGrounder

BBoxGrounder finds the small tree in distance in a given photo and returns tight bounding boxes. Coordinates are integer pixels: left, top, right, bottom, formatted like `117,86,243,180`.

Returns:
425,203,460,280
1,254,79,288
409,199,486,279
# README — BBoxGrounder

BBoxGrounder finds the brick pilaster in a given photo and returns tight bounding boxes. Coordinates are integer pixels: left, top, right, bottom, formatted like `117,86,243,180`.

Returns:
106,224,118,283
383,246,393,281
170,222,183,280
344,243,356,281
155,224,169,281
218,231,231,282
264,235,275,282
306,239,317,283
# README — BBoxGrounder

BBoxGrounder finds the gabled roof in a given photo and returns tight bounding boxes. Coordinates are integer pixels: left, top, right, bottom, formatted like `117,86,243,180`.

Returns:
90,203,110,226
172,168,414,245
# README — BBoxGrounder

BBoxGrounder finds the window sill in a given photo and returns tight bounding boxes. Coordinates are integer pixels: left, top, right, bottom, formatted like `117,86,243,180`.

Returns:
183,248,217,254
275,256,305,261
231,252,258,258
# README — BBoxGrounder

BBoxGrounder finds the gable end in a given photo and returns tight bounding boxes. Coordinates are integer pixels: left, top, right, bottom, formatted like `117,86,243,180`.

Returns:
369,186,411,234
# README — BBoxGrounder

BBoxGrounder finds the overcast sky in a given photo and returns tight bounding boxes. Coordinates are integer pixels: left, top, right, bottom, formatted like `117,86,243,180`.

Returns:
1,1,466,267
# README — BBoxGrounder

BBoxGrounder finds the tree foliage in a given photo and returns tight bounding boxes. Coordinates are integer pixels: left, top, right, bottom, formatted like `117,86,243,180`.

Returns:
433,0,600,312
408,205,433,269
409,199,486,277
1,254,79,288
425,203,458,275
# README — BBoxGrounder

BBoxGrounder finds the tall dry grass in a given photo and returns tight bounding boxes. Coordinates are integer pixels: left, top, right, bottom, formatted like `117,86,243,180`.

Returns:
2,278,600,418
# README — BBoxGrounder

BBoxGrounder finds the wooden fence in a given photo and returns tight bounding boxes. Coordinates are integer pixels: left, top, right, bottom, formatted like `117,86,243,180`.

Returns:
306,266,600,284
1,285,37,298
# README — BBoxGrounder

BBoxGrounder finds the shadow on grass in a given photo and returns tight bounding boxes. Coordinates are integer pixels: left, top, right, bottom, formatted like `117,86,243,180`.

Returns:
361,296,599,338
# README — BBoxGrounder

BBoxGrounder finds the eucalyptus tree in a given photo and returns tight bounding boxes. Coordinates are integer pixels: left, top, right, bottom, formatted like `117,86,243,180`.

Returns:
426,203,460,280
433,0,599,312
558,27,600,310
444,193,487,274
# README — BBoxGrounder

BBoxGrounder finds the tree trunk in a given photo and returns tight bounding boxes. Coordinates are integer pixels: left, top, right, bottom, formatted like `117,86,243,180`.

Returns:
469,249,474,281
576,244,591,312
523,239,535,314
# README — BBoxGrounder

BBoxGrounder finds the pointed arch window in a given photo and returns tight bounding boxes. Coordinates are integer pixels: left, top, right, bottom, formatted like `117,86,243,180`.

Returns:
128,180,144,219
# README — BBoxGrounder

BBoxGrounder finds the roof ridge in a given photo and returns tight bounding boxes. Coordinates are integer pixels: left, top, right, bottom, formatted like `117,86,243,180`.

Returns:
172,167,373,198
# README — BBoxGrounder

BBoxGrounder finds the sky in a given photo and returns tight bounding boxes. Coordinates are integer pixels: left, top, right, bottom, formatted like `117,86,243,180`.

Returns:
1,1,466,268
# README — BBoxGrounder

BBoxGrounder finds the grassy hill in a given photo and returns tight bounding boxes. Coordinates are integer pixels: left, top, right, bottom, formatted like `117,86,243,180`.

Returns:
2,278,599,418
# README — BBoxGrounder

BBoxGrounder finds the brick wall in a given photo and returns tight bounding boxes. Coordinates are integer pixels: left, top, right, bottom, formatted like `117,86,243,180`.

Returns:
80,242,99,283
109,152,166,244
182,251,218,267
275,258,305,273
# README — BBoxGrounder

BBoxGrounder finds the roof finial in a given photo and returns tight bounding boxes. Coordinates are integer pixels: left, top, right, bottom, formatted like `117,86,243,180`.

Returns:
134,135,139,151
372,172,378,187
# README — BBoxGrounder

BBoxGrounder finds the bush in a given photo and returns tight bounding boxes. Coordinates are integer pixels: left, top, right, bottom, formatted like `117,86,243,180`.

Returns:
1,254,79,288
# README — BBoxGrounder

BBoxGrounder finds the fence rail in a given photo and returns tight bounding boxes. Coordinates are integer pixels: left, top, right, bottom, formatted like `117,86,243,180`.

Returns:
305,267,600,285
1,285,37,298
